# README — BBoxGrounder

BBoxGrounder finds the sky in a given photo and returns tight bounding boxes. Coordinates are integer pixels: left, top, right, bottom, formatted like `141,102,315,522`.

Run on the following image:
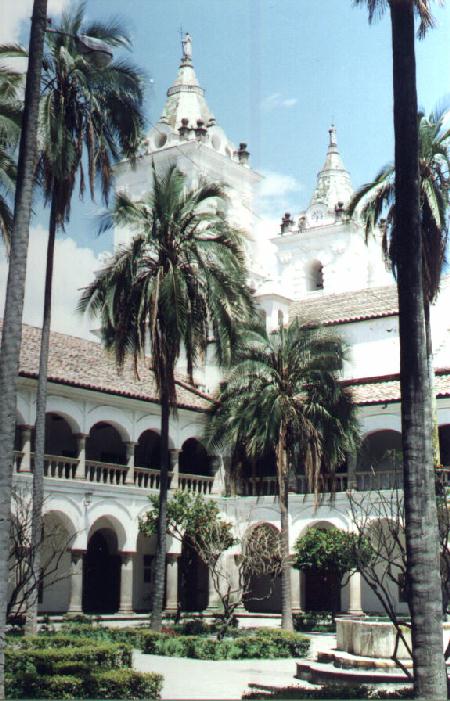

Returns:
1,0,450,338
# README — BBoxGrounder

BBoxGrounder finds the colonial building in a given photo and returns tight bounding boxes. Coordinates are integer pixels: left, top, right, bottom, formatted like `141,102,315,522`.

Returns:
8,34,450,619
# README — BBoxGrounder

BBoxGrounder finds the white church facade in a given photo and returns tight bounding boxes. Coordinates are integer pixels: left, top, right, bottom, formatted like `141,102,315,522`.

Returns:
9,35,450,619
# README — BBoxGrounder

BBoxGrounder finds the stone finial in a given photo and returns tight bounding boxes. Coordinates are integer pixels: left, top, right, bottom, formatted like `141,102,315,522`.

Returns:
280,212,294,235
238,142,249,166
178,117,191,140
195,119,207,141
335,201,345,221
182,32,192,62
298,215,306,232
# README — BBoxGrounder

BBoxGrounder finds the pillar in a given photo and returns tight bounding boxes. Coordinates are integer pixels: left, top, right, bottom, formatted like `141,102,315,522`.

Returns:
347,451,358,490
119,553,134,613
299,570,306,611
207,570,222,611
68,550,84,613
290,565,302,612
165,553,179,611
125,442,136,485
347,570,363,615
19,425,33,473
210,455,224,495
169,449,180,490
75,434,88,480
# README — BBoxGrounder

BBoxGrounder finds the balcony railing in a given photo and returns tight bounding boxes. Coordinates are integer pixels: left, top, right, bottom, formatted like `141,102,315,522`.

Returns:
13,451,213,495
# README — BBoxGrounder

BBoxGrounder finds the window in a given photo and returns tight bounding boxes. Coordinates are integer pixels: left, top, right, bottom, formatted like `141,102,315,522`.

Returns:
306,260,324,291
277,310,285,327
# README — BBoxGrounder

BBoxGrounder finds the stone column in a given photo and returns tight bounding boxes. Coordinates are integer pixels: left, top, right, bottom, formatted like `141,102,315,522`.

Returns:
169,449,180,490
290,565,302,612
347,571,363,615
68,550,85,613
75,434,88,480
207,570,222,611
210,455,224,495
165,553,179,611
299,571,306,611
346,451,358,490
125,442,136,485
119,553,134,613
19,425,33,473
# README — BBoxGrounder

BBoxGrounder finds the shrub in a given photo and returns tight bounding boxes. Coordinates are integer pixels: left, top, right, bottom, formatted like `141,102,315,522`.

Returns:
293,611,335,633
6,640,132,676
90,669,163,700
6,672,85,699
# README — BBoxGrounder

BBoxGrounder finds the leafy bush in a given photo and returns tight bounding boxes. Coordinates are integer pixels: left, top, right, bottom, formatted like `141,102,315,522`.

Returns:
90,669,163,700
5,672,85,699
243,684,411,699
293,611,335,632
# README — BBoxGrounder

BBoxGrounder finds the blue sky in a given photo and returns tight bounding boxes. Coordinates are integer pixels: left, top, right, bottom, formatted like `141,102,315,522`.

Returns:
1,0,449,337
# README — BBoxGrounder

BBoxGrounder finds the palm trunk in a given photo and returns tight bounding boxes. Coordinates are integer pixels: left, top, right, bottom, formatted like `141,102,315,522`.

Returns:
390,4,447,697
277,427,293,631
424,300,440,467
150,379,170,631
0,2,47,697
25,195,57,634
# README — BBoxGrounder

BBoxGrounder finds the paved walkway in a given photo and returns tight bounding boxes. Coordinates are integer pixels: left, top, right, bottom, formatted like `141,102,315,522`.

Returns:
133,634,336,700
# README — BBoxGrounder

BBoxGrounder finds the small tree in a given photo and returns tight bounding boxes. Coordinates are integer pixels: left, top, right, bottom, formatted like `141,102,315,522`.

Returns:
293,528,366,616
139,491,283,638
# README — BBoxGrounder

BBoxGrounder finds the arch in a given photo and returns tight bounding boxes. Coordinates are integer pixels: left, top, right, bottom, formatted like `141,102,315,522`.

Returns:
179,437,211,476
83,527,121,613
179,537,209,612
45,396,82,434
243,522,282,613
297,521,342,613
86,422,126,465
135,429,162,469
86,406,132,442
87,513,129,552
357,429,402,472
38,511,75,613
45,413,77,457
306,260,324,292
360,413,402,436
439,425,450,466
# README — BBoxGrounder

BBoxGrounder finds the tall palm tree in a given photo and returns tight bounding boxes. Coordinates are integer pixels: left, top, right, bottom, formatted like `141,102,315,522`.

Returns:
348,108,450,464
353,1,447,696
27,2,144,632
0,45,26,249
207,320,359,630
78,164,254,631
0,0,48,696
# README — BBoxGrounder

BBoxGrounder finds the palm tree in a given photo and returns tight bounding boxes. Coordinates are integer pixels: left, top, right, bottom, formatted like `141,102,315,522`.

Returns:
27,2,144,632
78,164,254,631
0,0,48,695
0,45,26,249
348,108,450,464
207,320,359,630
353,1,447,696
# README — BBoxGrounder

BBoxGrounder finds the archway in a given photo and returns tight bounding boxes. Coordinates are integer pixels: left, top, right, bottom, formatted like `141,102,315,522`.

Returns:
303,523,341,613
82,528,121,613
178,538,209,612
45,413,77,457
244,523,282,613
358,430,402,471
39,511,75,613
86,423,126,464
135,430,161,469
439,425,450,467
179,438,210,476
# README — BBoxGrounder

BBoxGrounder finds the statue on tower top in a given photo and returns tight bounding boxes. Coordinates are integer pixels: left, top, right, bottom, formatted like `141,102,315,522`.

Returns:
182,32,192,62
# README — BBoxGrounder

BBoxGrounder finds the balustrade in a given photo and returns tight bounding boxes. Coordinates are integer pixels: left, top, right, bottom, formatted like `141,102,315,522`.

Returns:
12,449,450,497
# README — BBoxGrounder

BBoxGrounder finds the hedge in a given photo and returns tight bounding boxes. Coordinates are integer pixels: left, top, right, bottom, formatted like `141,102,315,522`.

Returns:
5,669,163,700
5,640,132,676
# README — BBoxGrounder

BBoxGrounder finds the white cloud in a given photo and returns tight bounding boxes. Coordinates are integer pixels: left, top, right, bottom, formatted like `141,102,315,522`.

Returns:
261,93,298,111
0,0,68,45
0,227,107,340
258,170,303,202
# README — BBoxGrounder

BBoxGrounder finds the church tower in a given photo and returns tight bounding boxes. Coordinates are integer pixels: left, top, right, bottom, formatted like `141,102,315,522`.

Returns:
113,33,262,286
261,126,391,306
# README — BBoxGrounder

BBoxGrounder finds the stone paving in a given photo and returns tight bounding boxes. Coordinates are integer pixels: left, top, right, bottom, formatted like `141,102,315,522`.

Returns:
133,633,336,700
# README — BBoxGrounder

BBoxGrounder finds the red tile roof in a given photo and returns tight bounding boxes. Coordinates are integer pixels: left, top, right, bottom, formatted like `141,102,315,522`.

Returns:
289,284,398,326
2,323,212,412
344,370,450,406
